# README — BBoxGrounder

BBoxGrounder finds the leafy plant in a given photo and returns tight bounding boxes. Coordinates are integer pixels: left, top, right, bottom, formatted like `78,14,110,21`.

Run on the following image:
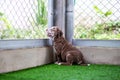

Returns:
0,12,3,16
0,12,16,39
35,0,47,26
93,5,112,17
0,12,13,29
74,21,120,40
0,0,48,39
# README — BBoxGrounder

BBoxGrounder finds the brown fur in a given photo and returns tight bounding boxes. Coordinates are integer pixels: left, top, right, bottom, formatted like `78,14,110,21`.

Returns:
46,26,85,65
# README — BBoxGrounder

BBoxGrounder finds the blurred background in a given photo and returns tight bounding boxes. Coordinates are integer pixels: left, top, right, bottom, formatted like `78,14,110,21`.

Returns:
0,0,48,39
74,0,120,39
0,0,120,40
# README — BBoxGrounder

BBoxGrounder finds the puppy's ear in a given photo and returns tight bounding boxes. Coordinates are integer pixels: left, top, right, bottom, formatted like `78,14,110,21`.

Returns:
59,30,63,36
56,29,63,38
58,27,63,36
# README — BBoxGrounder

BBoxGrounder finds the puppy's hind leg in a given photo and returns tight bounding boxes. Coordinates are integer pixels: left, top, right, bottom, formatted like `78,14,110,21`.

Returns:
58,54,73,66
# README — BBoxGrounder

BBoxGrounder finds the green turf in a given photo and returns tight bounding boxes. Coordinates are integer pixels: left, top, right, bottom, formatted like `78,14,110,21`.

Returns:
0,64,120,80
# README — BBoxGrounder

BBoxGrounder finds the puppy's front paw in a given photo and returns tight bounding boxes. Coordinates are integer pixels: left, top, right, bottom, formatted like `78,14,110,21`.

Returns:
58,63,62,65
87,64,91,66
54,61,59,64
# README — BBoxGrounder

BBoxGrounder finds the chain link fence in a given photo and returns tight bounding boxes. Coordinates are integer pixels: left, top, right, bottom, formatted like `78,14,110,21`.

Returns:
0,0,48,40
74,0,120,39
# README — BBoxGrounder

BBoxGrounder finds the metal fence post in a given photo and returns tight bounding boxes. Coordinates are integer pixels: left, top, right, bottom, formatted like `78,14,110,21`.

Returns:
48,0,55,28
48,0,55,45
54,0,66,37
65,0,74,43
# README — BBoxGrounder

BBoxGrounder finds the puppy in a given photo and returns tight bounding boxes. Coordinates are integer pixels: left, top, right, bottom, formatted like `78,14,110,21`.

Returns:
46,26,88,66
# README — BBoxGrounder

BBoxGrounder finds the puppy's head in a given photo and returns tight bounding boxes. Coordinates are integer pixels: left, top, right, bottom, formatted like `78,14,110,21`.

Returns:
46,26,63,38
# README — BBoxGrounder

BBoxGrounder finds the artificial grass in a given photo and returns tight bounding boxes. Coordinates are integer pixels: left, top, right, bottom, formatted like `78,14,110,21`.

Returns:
0,64,120,80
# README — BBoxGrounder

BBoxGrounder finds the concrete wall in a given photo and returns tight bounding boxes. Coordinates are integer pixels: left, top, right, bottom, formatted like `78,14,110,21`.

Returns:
79,47,120,65
0,46,120,73
0,47,54,73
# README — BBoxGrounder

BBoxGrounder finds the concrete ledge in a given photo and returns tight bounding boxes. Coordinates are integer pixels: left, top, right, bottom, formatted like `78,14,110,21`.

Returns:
79,47,120,65
0,47,53,73
0,46,120,73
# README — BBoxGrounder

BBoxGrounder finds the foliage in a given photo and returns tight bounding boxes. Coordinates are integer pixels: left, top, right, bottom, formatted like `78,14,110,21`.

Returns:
35,0,47,26
1,2,119,40
0,12,16,39
0,12,13,30
0,28,47,39
93,5,112,17
0,0,48,39
74,5,119,40
74,21,120,40
0,12,4,16
0,11,47,39
74,5,116,39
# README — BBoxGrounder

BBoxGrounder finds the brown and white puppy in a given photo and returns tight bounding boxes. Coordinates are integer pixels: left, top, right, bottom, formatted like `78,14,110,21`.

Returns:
46,26,88,66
